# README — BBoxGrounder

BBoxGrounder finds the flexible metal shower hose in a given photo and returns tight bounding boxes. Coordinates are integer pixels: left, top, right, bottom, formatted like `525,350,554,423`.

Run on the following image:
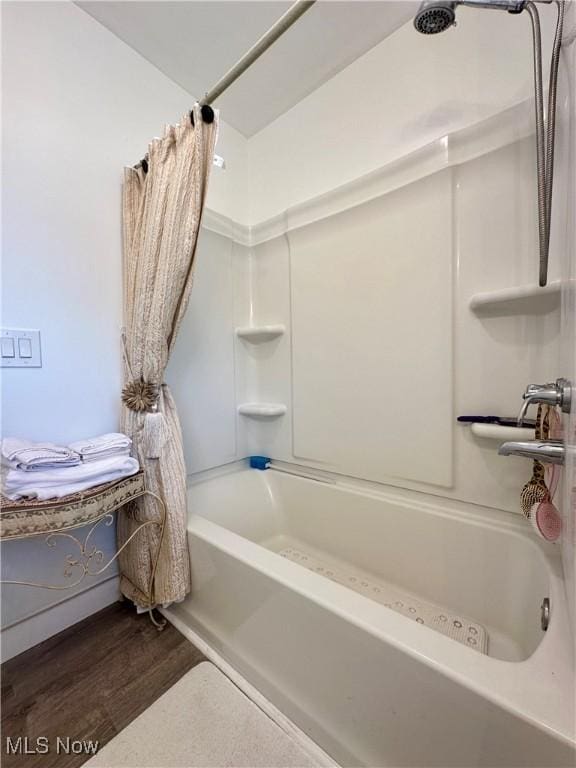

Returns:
526,0,565,287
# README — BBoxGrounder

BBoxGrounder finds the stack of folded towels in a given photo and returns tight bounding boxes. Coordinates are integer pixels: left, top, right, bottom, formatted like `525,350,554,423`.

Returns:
1,433,139,501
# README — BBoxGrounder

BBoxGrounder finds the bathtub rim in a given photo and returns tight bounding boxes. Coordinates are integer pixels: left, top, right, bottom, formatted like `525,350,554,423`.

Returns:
186,465,575,747
187,460,566,555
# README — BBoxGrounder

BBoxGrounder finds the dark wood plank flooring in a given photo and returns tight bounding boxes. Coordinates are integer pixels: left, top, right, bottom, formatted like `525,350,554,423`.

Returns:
1,601,205,768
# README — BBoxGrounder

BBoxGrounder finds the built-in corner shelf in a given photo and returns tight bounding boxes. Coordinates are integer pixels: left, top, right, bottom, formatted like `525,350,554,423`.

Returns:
235,325,285,343
469,281,561,316
238,403,287,418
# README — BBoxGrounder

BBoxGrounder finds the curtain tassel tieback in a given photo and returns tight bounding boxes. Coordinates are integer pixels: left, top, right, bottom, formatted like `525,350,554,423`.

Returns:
142,409,169,460
122,378,170,459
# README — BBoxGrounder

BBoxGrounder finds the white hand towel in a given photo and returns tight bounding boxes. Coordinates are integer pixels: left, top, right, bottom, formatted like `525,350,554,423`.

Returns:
80,447,131,463
69,433,132,461
1,437,81,471
3,456,140,501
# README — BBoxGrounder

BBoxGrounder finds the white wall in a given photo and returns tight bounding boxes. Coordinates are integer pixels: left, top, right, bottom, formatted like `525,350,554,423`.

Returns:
166,229,250,475
0,0,248,658
248,5,558,224
231,9,563,516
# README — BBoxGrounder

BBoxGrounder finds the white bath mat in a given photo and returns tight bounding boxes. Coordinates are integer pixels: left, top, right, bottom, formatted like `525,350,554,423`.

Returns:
85,661,324,767
278,546,488,654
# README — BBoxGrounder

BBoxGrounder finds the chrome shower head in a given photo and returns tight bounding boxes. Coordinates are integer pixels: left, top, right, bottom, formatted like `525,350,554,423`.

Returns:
414,2,456,34
414,0,528,35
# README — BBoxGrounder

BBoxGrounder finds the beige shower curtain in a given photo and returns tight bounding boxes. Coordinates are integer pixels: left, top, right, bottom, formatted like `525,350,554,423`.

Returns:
118,106,218,607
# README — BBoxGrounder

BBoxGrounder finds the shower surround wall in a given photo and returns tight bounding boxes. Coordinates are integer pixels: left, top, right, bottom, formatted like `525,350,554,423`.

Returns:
171,4,563,515
228,118,561,517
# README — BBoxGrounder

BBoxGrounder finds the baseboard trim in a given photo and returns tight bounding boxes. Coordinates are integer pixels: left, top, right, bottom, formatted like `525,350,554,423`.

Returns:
0,577,120,663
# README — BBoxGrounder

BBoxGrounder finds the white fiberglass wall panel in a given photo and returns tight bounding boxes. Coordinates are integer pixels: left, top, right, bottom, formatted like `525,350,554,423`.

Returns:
290,169,453,487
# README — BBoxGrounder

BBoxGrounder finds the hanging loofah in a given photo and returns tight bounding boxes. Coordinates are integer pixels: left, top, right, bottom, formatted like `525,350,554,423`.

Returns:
520,404,553,521
122,378,159,413
520,478,549,518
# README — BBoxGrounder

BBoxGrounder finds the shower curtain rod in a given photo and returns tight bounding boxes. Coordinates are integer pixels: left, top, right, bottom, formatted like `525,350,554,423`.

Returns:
199,0,317,107
138,0,315,162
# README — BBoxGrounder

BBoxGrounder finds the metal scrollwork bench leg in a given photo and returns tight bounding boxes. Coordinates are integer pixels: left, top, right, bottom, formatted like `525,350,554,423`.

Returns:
0,472,168,631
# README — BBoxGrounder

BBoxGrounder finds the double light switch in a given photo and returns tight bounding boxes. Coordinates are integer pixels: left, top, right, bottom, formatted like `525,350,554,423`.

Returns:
1,329,42,367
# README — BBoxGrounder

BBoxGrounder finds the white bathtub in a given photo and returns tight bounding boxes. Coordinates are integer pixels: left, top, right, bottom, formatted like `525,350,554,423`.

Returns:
166,464,576,767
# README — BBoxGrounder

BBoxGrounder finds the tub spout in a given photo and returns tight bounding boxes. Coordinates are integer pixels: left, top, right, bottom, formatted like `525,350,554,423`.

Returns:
498,439,564,465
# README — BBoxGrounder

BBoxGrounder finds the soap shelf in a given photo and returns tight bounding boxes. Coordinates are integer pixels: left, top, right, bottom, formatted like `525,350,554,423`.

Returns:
470,423,535,441
236,325,285,343
238,403,287,418
469,281,561,316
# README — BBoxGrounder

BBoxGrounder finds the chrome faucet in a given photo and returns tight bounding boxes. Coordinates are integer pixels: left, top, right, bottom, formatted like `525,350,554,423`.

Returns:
517,378,572,426
498,439,565,465
497,378,572,466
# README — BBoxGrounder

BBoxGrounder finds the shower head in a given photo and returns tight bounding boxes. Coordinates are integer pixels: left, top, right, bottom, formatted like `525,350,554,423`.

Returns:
414,0,528,34
414,2,456,34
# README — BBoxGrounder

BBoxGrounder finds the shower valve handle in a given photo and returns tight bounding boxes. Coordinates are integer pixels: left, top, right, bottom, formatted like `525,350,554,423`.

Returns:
517,378,572,425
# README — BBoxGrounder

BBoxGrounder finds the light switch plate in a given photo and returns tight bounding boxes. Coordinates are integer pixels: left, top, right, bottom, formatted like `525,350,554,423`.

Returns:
1,329,42,367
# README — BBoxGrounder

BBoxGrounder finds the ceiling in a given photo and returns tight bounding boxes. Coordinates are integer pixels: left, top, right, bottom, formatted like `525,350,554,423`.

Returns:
77,1,417,136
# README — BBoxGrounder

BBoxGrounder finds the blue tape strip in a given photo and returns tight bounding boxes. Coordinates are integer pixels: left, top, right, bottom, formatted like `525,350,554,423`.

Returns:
249,456,271,470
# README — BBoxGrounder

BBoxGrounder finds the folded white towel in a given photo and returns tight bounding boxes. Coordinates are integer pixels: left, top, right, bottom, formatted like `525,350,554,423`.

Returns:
3,456,140,501
80,447,131,463
1,437,81,471
69,433,132,462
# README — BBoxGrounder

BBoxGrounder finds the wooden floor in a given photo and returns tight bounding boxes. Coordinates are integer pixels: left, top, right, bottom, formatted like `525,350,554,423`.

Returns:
1,601,205,768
